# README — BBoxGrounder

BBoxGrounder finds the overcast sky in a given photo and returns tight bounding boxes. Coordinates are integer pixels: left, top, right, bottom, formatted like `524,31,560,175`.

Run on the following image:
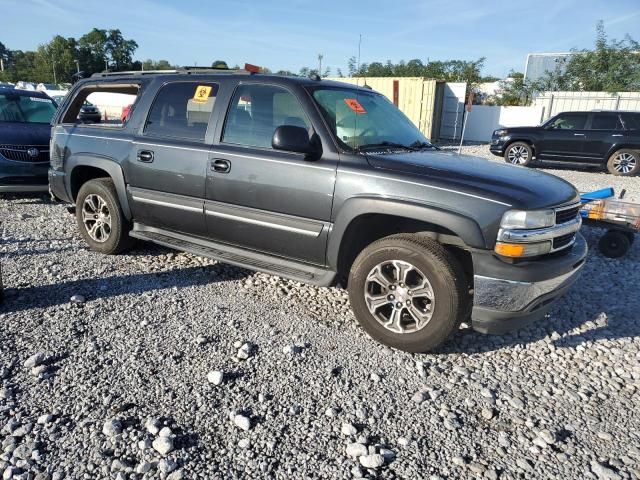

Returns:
1,0,639,77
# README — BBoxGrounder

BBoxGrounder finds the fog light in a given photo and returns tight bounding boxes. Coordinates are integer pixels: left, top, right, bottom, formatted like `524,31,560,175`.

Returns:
495,241,552,258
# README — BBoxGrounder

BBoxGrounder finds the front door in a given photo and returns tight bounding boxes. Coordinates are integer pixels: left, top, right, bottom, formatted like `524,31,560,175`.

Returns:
537,112,589,161
126,81,219,236
204,83,337,265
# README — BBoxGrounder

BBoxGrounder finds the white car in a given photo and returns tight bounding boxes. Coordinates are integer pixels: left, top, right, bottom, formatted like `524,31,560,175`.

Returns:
36,83,69,98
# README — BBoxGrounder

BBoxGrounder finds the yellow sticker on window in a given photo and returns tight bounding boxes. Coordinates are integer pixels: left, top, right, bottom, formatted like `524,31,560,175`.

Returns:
193,85,212,103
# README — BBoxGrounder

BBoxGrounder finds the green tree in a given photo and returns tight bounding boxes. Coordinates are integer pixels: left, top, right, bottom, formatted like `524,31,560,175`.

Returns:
493,71,532,106
532,21,640,92
106,29,138,70
211,60,229,69
141,59,174,70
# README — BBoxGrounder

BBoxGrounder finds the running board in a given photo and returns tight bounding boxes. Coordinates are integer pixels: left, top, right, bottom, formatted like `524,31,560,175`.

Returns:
130,224,336,287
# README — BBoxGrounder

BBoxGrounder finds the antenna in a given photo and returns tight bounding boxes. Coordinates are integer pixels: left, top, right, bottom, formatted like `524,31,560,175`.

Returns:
357,34,362,87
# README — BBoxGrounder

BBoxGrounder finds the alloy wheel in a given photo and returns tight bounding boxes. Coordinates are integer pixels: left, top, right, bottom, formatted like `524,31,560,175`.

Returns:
363,260,435,334
612,152,637,174
507,145,529,165
81,194,112,243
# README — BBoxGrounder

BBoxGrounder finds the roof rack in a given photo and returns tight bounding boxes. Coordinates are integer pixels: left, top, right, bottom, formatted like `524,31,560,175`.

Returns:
91,65,255,78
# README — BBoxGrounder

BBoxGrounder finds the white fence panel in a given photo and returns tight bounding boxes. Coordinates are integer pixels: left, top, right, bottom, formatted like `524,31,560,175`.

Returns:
533,91,640,120
463,105,544,142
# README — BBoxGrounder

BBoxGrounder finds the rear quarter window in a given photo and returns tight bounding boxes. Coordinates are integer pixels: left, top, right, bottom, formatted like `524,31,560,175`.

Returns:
60,84,141,127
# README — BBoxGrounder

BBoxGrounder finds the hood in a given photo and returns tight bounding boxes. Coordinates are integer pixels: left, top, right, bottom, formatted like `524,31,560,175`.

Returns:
499,125,542,134
0,122,52,146
366,150,578,210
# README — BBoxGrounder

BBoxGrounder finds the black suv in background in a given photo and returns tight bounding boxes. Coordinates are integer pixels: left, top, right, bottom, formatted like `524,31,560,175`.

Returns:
490,110,640,176
49,69,587,352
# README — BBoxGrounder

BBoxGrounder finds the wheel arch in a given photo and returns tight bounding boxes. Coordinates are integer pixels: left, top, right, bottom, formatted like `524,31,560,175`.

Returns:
67,155,132,219
328,197,485,282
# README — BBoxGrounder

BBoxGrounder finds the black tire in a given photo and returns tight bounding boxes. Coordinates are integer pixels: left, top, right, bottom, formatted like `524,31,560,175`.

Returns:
606,149,640,176
624,231,635,245
75,178,134,255
504,141,534,166
347,234,469,353
598,230,630,258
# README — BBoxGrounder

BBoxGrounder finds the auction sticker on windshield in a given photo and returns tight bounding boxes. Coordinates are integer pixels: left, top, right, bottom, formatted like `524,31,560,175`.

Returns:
344,98,366,114
193,85,212,104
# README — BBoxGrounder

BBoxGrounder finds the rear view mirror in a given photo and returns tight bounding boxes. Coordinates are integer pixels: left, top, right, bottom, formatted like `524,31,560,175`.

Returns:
272,125,319,157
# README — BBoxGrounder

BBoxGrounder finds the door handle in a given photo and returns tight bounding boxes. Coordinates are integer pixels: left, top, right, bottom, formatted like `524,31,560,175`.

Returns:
612,134,624,137
573,133,585,136
210,158,231,173
137,150,154,163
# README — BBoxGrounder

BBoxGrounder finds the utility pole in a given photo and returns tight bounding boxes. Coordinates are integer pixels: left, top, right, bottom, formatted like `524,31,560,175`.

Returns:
318,54,323,77
105,59,108,71
0,59,4,72
52,58,57,84
74,59,80,74
357,34,362,73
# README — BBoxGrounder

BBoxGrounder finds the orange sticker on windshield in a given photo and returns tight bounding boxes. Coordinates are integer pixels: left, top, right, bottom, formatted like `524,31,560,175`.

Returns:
344,98,366,114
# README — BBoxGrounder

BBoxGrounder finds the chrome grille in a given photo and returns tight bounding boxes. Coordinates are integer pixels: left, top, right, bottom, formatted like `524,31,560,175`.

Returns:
555,204,580,225
0,145,50,163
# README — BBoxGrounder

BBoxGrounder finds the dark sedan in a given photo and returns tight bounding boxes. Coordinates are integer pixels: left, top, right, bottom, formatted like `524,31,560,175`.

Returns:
0,89,57,193
79,101,101,123
490,110,640,176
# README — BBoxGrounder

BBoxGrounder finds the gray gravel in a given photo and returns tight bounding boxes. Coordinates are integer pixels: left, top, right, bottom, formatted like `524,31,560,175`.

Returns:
1,151,639,480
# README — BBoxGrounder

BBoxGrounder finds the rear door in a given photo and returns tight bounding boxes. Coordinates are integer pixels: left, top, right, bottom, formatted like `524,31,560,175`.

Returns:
583,112,625,163
204,82,337,265
536,113,589,161
126,81,219,237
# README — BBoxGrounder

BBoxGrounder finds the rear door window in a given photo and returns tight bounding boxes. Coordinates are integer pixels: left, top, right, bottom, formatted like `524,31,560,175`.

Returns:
222,84,310,149
144,82,219,141
621,113,640,130
590,113,623,130
547,113,588,130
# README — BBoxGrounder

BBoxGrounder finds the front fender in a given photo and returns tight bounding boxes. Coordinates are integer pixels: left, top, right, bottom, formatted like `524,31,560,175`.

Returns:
67,154,132,219
327,196,487,269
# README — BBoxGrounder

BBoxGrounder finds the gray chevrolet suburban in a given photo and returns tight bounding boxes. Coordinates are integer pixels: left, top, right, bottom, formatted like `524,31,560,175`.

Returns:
49,68,587,352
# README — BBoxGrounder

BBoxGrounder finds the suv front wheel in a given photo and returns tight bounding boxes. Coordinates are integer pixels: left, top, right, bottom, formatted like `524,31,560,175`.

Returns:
347,234,469,353
504,141,533,166
76,178,134,254
607,149,639,176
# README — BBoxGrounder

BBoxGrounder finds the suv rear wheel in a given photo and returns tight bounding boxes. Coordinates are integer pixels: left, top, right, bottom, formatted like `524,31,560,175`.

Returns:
504,141,533,166
607,149,639,176
76,178,134,254
347,234,469,353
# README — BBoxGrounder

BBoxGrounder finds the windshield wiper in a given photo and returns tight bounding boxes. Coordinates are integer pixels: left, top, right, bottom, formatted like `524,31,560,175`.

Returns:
355,141,417,153
409,140,440,150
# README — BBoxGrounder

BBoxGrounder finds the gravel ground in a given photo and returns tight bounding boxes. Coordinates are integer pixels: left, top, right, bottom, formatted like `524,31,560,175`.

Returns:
1,145,639,480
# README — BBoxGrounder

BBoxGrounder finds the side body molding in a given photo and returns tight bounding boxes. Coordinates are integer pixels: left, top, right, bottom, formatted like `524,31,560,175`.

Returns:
66,155,132,219
326,197,487,269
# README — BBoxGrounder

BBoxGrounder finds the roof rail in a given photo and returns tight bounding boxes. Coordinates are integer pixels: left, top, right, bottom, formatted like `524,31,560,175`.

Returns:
90,66,254,78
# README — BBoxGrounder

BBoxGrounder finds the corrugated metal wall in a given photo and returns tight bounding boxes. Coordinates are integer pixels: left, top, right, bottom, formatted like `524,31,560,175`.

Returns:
325,77,439,139
533,91,640,120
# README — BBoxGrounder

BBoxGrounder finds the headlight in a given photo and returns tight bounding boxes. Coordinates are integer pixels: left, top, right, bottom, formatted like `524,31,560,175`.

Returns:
494,129,508,136
500,209,555,229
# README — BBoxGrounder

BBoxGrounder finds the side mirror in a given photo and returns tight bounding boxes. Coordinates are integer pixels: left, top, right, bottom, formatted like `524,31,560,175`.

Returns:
272,125,319,157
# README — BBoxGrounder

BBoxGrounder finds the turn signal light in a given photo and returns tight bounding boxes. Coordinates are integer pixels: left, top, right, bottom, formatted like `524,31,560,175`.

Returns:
494,241,552,258
495,242,526,257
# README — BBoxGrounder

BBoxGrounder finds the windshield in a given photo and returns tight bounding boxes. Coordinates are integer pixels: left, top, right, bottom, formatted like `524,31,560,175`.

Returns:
0,93,57,124
311,87,430,151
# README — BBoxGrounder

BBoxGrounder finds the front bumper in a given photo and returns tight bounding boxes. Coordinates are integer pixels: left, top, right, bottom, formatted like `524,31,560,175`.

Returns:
471,233,588,334
489,136,508,156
